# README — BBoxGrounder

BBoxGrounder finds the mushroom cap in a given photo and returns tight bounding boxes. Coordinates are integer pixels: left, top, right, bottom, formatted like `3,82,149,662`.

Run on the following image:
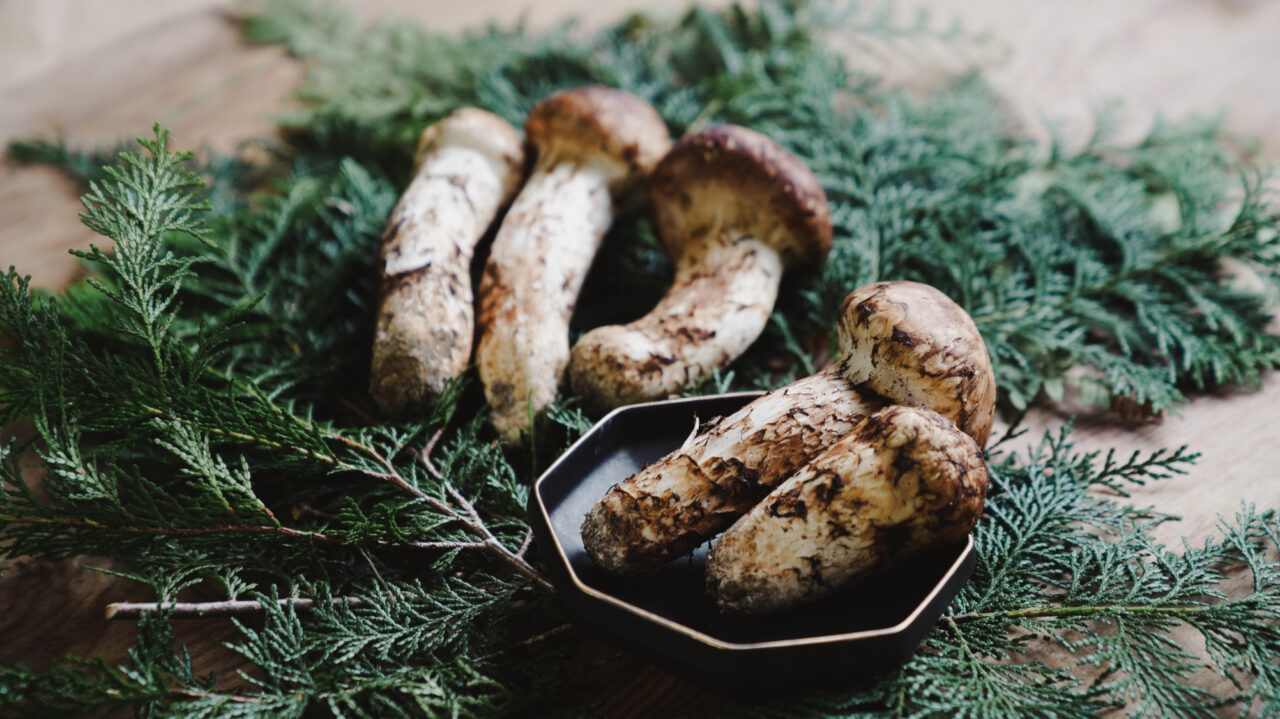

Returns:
836,281,997,447
648,125,832,268
524,86,671,188
414,108,524,180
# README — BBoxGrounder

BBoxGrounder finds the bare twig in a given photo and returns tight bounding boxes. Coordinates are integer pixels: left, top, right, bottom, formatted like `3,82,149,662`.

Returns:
338,396,379,425
291,502,337,521
3,514,487,557
947,603,1216,623
170,688,262,704
420,427,445,480
407,539,488,550
298,424,551,590
517,526,535,559
443,481,553,592
476,622,574,661
354,439,429,499
409,439,553,592
0,514,346,543
358,545,392,597
446,482,487,530
105,596,364,620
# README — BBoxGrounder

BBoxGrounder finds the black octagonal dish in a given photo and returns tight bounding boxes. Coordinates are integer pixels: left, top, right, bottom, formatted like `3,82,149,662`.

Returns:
527,392,976,693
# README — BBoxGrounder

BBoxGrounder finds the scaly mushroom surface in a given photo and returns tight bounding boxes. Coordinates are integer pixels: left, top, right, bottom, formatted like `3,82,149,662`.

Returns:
568,125,831,410
837,280,997,445
706,405,989,615
476,87,670,443
370,109,524,417
581,280,995,574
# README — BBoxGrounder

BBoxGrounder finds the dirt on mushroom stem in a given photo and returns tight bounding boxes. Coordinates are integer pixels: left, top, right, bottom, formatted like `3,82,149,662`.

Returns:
476,156,623,444
370,110,523,418
568,230,783,410
475,86,671,445
706,405,989,615
580,365,883,574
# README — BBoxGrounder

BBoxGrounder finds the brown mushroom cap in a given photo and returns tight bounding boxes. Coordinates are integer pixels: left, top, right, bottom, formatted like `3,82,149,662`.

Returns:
524,86,671,189
648,125,832,268
413,108,524,175
836,281,997,447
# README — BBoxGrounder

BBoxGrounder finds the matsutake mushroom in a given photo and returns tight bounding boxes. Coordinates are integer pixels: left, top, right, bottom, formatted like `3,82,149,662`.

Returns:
568,125,831,410
706,405,989,615
370,108,524,418
580,280,996,574
476,86,671,443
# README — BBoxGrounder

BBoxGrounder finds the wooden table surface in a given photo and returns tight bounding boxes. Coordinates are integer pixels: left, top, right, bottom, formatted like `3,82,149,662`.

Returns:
3,1,1280,716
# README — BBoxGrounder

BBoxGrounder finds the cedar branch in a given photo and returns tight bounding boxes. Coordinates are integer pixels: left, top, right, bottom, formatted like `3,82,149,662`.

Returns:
105,596,365,620
138,405,553,591
0,513,343,543
947,603,1221,623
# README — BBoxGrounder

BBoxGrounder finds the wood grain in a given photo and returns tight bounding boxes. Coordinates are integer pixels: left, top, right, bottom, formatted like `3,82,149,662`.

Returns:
3,1,1280,716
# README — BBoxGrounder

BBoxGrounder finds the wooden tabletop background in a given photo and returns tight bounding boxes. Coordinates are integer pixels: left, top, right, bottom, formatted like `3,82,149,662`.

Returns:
3,0,1280,716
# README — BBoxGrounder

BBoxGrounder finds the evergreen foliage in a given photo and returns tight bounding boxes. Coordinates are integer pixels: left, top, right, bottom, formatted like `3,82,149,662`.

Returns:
241,0,1280,410
2,1,1279,716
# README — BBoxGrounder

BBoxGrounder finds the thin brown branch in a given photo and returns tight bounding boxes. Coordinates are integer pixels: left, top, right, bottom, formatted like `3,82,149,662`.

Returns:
105,596,364,620
446,482,487,531
291,502,337,521
5,514,485,554
517,526,534,559
358,545,392,597
444,481,553,592
171,688,262,704
407,539,488,550
0,513,344,543
947,603,1216,623
355,439,428,499
338,396,379,425
420,427,445,480
476,623,574,662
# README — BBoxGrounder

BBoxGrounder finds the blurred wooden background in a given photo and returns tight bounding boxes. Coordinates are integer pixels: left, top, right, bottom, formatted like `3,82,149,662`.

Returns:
3,1,1280,716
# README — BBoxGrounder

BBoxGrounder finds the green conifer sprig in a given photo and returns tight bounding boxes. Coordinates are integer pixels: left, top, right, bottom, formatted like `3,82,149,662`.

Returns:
236,0,1280,412
3,1,1280,716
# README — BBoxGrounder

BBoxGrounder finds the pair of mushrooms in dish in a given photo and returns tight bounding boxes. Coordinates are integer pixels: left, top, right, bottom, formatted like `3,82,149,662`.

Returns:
369,86,832,444
582,280,998,614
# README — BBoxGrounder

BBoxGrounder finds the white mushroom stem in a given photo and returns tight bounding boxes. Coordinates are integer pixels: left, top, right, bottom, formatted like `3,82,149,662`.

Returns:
370,114,522,417
476,157,622,443
569,232,782,408
580,365,882,574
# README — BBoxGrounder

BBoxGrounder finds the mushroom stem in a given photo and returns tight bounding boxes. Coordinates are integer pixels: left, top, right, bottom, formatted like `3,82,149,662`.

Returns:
370,110,523,418
477,158,618,443
475,86,671,445
569,231,783,408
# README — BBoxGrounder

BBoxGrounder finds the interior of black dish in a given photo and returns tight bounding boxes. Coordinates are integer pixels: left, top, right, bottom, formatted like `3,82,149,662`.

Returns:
537,393,971,645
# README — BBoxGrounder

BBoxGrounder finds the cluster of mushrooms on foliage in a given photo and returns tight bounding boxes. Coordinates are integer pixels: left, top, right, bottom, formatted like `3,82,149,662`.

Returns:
371,86,997,614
